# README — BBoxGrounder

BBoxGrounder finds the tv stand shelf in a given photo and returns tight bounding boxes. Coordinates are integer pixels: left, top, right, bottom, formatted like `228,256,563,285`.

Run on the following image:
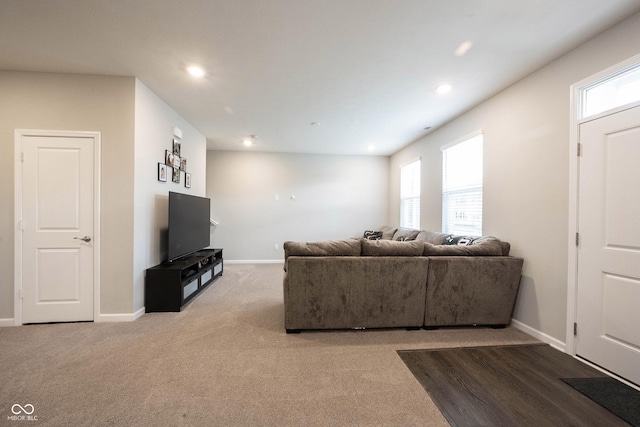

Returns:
145,249,223,312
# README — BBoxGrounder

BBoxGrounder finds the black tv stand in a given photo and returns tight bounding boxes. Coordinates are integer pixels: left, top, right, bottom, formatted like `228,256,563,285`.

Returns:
145,249,223,312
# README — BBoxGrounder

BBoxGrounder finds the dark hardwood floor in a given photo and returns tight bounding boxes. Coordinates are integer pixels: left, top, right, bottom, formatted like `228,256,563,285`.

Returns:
398,344,631,427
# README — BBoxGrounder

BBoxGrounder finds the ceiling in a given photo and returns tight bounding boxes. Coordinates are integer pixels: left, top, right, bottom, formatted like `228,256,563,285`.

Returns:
2,1,640,156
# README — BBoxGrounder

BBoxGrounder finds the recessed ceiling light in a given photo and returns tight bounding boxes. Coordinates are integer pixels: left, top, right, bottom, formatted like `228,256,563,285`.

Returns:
454,41,473,57
187,65,205,78
436,83,452,94
243,135,258,147
367,145,376,152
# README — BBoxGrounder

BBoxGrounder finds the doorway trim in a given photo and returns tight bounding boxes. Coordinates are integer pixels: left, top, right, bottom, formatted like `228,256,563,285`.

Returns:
567,53,640,355
14,129,101,326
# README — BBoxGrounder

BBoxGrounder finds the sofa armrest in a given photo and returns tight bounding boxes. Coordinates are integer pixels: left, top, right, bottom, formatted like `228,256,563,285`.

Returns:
424,256,524,327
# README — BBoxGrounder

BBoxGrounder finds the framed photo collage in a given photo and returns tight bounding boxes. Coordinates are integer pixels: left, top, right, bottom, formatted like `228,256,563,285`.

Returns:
158,138,191,188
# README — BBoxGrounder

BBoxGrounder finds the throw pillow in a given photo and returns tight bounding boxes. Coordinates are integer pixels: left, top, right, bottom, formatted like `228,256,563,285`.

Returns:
363,230,383,240
443,235,480,246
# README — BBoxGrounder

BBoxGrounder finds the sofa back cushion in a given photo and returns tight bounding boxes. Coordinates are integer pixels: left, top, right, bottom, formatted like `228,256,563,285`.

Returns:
392,228,420,241
283,239,362,270
499,241,511,256
361,239,424,256
415,230,451,245
379,225,398,240
284,239,361,257
423,239,504,256
439,234,511,256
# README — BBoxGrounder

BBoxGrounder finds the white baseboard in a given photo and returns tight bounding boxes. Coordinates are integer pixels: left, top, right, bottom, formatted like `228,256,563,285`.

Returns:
2,309,146,326
512,320,639,391
224,260,284,265
96,307,145,323
511,318,566,352
0,318,16,327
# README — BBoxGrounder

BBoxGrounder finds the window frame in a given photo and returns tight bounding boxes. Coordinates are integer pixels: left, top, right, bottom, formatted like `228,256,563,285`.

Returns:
580,63,640,119
399,158,421,229
441,131,483,236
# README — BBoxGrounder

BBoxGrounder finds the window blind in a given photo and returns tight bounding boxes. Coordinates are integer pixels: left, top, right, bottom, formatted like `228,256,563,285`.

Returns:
400,159,420,229
442,133,483,236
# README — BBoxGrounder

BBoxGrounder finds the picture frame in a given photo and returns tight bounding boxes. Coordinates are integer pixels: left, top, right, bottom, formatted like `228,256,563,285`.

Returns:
158,163,167,182
173,155,181,169
172,167,181,184
165,150,174,167
185,173,191,188
173,138,181,156
180,157,187,172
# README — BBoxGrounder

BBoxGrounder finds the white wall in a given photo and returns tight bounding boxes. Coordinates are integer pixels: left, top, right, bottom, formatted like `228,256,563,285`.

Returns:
0,71,135,319
389,11,640,344
132,80,207,312
206,151,389,261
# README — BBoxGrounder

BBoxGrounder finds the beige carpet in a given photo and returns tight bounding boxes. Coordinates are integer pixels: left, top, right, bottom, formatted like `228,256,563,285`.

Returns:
0,263,540,426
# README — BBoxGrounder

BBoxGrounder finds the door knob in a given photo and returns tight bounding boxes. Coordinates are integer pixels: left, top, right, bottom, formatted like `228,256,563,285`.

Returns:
74,236,92,243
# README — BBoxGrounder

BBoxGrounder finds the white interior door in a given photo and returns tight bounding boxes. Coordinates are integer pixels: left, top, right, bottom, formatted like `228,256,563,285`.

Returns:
577,105,640,385
19,132,96,323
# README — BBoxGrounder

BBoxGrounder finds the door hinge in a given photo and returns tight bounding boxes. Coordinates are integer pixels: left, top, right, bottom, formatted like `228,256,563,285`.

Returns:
577,143,581,157
19,289,24,299
575,232,579,246
20,152,24,162
574,322,578,336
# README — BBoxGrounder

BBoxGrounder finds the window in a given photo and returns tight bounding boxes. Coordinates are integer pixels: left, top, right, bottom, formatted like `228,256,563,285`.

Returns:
400,159,420,229
442,132,483,236
582,64,640,118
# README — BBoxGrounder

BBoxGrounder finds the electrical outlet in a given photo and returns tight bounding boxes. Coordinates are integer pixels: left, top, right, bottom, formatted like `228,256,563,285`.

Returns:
274,243,278,250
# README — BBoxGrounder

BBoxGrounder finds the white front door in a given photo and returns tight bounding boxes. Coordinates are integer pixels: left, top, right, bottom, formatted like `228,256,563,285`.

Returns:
577,105,640,385
18,131,97,323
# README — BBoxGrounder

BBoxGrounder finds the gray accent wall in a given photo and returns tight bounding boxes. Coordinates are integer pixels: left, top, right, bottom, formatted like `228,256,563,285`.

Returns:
0,72,206,322
0,72,135,318
389,11,640,344
206,151,389,261
133,80,207,313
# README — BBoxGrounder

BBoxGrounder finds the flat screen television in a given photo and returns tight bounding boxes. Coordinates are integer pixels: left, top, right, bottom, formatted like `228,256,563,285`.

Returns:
167,191,211,262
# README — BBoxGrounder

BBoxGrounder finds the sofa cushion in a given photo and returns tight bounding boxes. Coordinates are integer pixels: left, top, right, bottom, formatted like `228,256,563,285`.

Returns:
284,239,361,258
379,225,398,240
499,241,511,256
362,239,424,256
283,239,362,271
441,235,509,253
392,228,420,241
363,230,383,240
423,239,503,256
469,236,510,255
415,230,451,245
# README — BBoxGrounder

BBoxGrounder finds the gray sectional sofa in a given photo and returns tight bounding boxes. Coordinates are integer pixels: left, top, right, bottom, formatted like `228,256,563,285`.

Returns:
283,227,523,333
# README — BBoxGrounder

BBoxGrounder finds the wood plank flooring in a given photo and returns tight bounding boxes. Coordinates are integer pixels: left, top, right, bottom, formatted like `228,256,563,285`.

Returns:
398,344,631,427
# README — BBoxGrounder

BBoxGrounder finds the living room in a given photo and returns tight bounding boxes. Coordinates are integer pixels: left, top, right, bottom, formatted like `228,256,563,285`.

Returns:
2,1,640,424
